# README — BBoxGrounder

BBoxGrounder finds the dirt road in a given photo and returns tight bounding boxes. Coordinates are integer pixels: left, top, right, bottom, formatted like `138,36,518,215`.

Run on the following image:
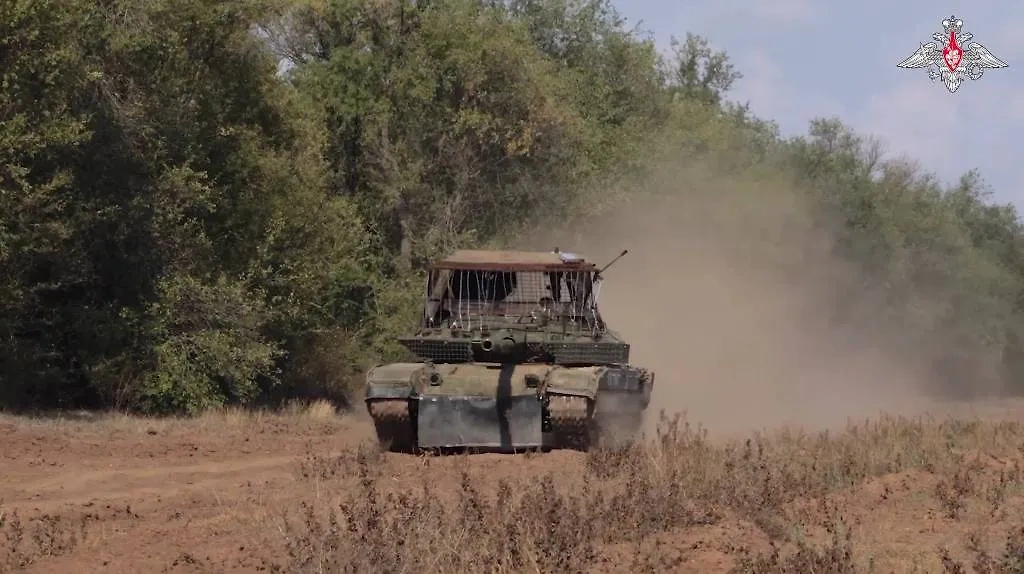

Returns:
0,409,590,573
0,411,359,572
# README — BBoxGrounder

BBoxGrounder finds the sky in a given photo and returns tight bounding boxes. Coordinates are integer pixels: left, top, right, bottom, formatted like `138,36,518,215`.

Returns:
609,0,1024,209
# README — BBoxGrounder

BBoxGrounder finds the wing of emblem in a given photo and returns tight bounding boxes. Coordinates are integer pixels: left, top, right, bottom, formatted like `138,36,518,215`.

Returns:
965,42,1008,68
897,42,941,68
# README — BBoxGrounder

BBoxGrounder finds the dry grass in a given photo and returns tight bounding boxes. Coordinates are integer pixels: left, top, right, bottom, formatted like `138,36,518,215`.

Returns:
4,407,1024,573
0,512,91,572
266,411,1024,574
0,398,350,573
0,398,343,436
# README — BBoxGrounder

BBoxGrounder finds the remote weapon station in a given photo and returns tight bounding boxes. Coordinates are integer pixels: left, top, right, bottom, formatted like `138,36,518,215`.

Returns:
364,248,654,452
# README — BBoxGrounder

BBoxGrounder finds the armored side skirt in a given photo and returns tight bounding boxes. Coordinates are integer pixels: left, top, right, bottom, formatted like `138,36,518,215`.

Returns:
417,394,545,449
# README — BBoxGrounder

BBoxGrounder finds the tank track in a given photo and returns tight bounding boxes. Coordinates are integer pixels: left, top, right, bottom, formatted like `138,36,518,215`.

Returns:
547,394,595,450
367,398,415,452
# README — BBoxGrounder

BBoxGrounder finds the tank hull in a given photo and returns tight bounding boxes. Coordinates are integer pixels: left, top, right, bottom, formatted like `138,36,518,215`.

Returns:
364,362,653,452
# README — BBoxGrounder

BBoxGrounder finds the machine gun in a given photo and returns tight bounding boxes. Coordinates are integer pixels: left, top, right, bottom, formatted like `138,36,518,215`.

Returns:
594,249,628,281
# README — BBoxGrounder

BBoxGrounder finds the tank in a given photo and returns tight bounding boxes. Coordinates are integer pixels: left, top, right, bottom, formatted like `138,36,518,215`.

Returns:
364,248,654,452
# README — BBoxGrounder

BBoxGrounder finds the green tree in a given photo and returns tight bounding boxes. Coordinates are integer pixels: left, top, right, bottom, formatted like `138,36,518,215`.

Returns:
5,0,1024,414
1,0,380,413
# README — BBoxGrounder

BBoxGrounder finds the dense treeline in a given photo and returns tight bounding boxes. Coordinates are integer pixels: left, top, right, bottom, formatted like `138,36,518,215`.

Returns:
2,0,1022,414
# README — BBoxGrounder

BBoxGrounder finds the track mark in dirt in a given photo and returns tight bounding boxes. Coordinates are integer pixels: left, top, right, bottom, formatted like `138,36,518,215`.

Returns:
2,454,313,512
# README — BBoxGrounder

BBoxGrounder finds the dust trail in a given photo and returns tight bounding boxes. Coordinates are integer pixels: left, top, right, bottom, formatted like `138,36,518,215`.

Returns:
529,163,950,437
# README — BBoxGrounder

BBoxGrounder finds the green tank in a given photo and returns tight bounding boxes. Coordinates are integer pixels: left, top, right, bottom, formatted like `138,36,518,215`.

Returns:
364,248,654,452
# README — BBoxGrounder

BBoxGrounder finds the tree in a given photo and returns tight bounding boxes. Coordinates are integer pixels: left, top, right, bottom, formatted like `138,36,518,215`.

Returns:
667,32,741,106
5,0,1024,413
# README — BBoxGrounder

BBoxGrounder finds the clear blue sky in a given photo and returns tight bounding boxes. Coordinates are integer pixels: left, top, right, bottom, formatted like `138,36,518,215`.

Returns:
610,0,1023,208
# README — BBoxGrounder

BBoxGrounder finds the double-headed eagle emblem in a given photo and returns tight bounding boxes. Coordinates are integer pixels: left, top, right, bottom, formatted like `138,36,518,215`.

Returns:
897,16,1008,93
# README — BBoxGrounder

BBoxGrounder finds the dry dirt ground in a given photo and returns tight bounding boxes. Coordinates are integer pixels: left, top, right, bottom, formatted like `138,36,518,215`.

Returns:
3,400,1024,573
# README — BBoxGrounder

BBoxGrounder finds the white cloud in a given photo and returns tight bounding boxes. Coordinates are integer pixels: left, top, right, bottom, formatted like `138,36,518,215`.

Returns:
731,50,781,105
992,19,1024,60
1007,91,1024,122
690,0,821,26
857,73,1024,196
859,80,962,174
729,50,846,135
749,0,821,25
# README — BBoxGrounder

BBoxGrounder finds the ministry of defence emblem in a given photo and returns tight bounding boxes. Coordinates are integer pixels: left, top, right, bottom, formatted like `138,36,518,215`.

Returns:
897,15,1008,93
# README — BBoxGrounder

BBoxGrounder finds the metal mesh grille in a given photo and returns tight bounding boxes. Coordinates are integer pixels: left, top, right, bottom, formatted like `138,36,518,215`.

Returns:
399,338,473,362
548,342,630,364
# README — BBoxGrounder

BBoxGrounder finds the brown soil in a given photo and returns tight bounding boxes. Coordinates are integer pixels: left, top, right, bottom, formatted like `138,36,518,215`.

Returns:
3,401,1024,573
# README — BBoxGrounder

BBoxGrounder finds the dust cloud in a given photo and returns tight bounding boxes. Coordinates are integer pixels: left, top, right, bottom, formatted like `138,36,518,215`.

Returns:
528,163,956,437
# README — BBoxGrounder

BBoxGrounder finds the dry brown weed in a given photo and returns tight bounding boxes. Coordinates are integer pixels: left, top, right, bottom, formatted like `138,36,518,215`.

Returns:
268,411,1024,573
